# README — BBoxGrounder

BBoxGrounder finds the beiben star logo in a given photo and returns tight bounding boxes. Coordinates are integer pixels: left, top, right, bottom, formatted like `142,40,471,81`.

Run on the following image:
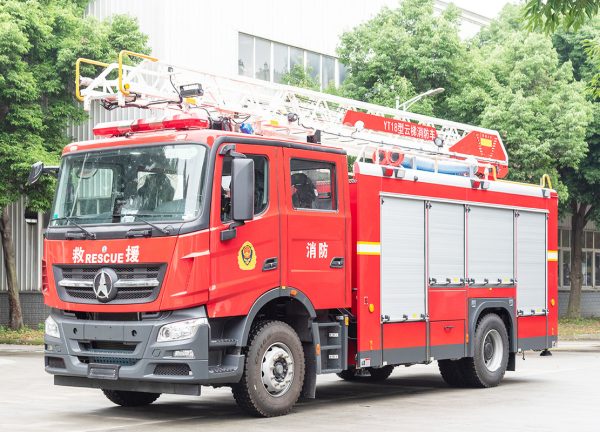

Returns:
93,268,118,303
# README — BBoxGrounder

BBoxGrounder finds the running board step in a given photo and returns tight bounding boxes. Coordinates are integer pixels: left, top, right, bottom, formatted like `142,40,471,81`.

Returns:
317,321,347,374
208,366,238,374
209,338,238,348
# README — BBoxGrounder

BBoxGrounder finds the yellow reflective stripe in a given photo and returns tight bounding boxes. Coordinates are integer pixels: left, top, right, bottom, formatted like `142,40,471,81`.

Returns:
357,241,381,255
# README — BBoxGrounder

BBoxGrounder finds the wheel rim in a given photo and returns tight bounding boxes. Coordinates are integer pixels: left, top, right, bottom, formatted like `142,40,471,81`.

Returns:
482,329,503,372
261,342,294,397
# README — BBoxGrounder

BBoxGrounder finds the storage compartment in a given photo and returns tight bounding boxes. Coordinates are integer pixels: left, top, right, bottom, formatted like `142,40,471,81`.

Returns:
318,322,346,373
430,320,465,360
428,289,466,321
430,320,464,345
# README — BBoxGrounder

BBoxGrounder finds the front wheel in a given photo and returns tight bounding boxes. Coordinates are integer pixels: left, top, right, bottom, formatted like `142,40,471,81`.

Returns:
102,389,160,407
461,313,509,388
232,320,305,417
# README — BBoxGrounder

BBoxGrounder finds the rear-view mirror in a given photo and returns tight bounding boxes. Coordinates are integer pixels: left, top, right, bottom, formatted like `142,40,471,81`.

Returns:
231,158,255,222
28,162,44,185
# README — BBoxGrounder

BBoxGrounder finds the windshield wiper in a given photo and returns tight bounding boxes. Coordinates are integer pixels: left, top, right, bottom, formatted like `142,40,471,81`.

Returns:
114,213,172,235
51,216,96,239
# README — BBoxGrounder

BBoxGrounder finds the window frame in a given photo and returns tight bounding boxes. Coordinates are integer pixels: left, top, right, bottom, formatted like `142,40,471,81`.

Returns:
558,227,600,290
289,158,337,213
237,33,346,90
220,154,270,223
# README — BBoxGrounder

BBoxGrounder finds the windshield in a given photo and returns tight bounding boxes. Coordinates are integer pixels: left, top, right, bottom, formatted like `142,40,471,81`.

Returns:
50,144,207,226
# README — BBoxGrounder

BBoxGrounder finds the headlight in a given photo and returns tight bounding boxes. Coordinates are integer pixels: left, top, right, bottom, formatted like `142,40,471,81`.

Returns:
157,318,207,343
45,315,60,339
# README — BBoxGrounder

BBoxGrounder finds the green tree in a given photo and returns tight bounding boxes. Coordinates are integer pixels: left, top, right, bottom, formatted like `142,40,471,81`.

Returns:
524,0,600,32
337,0,464,116
552,20,600,317
280,64,320,91
447,6,593,199
0,0,149,329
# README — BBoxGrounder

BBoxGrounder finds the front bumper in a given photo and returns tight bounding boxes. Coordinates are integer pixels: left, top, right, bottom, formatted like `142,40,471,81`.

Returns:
44,307,243,395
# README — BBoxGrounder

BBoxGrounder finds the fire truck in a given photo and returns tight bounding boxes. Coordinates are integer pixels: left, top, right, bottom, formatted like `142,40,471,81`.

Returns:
30,51,558,417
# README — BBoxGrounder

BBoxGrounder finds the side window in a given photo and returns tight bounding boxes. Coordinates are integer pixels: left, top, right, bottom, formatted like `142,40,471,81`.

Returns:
221,155,268,222
290,159,336,211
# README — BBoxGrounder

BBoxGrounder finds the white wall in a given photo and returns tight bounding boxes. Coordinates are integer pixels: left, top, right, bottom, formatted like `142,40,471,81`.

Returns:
86,0,509,76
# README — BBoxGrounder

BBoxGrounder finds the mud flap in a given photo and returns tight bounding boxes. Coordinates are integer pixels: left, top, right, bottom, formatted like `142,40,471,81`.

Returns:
507,352,516,371
301,342,317,399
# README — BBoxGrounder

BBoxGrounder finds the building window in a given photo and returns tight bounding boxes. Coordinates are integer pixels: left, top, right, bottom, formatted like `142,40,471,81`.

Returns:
306,51,320,82
273,43,289,84
290,46,304,71
596,251,600,286
237,33,346,89
238,33,254,78
322,55,335,89
558,227,600,290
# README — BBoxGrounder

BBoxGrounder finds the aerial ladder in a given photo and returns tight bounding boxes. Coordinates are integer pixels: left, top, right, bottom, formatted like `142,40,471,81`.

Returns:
76,50,509,179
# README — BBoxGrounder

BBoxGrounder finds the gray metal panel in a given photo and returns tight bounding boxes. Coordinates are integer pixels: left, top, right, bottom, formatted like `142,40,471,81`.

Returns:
467,206,514,285
0,197,42,292
381,197,425,321
516,211,547,315
428,202,465,286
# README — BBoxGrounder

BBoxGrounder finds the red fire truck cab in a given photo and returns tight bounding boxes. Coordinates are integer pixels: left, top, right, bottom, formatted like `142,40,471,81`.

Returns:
34,52,558,417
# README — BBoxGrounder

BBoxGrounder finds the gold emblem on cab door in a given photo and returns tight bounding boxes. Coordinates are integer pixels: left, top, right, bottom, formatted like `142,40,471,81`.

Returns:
238,241,257,271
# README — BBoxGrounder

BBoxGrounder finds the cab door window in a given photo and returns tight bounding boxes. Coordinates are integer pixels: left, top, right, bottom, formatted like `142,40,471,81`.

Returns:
221,155,268,221
290,159,336,211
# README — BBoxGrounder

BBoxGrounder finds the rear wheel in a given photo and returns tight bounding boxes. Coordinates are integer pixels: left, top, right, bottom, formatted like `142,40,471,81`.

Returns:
460,313,509,388
337,368,359,381
337,365,394,382
232,320,305,417
102,390,160,407
366,365,395,381
438,359,466,387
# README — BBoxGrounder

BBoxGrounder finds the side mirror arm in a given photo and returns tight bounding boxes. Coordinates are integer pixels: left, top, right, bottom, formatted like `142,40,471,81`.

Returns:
219,144,246,159
220,221,245,241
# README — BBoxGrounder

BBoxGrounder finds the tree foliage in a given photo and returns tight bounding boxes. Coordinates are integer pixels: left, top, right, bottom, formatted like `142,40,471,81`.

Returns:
338,1,593,204
0,0,149,328
524,0,600,32
280,64,320,91
447,6,593,203
337,0,464,115
0,0,149,212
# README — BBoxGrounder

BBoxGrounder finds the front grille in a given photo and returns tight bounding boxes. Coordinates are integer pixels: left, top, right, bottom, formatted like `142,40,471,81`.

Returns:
55,264,166,305
79,356,138,367
154,363,191,376
80,341,137,354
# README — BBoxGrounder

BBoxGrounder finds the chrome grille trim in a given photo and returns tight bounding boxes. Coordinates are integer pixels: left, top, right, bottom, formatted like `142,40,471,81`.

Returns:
54,264,166,305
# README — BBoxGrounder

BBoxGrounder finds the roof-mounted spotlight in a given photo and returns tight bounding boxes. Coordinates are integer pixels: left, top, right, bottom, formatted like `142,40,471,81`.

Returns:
433,136,444,148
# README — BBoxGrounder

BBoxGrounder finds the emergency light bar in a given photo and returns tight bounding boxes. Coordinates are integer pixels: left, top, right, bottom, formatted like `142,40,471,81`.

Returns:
93,114,210,137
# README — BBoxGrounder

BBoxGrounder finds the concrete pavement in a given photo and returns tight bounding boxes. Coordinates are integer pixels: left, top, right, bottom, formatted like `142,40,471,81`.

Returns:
0,343,598,432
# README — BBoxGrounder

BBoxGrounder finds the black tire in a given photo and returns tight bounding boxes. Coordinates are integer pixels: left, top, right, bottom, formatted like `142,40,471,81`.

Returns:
337,368,359,381
232,320,305,417
438,359,467,387
365,365,394,381
337,365,394,382
460,313,509,388
102,389,160,407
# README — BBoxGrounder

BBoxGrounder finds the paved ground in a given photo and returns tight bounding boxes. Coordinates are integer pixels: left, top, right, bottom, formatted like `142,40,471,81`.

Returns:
1,343,599,432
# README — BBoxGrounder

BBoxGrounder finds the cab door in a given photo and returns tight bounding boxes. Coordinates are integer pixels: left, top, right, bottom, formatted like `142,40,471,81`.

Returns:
282,148,348,309
208,143,281,318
